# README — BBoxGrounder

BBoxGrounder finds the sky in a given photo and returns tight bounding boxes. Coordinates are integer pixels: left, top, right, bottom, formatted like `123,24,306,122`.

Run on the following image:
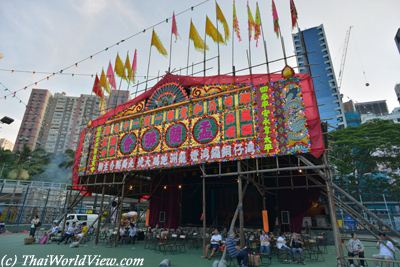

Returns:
0,0,399,143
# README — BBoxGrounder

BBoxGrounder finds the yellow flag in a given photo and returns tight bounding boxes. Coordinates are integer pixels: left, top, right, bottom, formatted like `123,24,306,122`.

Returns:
206,16,224,44
216,2,230,43
125,53,133,81
151,30,168,56
247,2,255,38
189,20,208,51
115,53,126,79
99,68,110,94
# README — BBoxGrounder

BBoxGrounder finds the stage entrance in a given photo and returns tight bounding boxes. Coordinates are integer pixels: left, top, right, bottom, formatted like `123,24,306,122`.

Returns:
146,155,328,234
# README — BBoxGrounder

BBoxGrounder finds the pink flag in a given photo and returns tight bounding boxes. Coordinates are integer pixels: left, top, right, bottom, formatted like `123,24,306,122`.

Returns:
272,0,280,37
106,61,117,90
131,49,137,82
171,12,179,41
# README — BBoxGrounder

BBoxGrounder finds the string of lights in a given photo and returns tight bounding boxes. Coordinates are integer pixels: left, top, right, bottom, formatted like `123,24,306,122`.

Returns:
0,81,27,106
0,68,157,78
0,0,210,100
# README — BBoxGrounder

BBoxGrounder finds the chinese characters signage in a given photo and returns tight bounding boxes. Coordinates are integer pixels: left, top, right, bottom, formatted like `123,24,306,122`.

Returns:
77,77,311,175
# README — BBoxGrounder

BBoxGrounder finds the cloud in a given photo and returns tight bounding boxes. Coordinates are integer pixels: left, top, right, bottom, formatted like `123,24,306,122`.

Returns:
71,0,108,16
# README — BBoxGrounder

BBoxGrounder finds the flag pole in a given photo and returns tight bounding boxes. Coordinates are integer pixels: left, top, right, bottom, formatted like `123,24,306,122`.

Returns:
232,26,235,75
215,1,221,75
126,51,131,91
186,24,191,75
134,80,140,98
231,2,235,76
203,19,207,77
247,2,253,76
168,18,174,72
279,28,288,65
145,34,153,91
248,29,252,76
260,22,271,81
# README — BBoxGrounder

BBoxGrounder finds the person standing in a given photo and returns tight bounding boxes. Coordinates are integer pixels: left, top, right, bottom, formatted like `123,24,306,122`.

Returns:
29,215,40,238
346,233,365,267
373,233,395,267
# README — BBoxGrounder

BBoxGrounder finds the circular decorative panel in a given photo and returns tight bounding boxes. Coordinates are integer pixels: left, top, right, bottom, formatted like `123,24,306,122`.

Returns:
119,133,137,155
193,117,219,144
141,128,161,152
165,122,188,148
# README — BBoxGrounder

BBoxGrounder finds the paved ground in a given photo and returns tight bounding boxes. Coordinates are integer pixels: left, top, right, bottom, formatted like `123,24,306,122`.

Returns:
0,233,383,267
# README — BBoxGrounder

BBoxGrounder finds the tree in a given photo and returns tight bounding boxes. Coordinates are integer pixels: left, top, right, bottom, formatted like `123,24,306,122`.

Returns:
6,145,50,180
329,120,400,200
58,149,75,169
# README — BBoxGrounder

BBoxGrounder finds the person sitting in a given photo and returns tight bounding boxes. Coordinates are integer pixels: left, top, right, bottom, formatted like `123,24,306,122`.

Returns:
58,222,76,244
290,233,305,264
226,233,249,267
47,221,60,241
129,223,137,244
373,233,395,267
276,233,292,260
76,222,88,242
346,233,365,267
259,230,271,258
160,228,169,244
119,225,129,244
203,228,222,259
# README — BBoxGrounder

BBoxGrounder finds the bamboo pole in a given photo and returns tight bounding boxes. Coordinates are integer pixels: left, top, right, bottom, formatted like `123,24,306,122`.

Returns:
237,161,245,247
95,177,106,245
202,170,207,255
114,174,127,247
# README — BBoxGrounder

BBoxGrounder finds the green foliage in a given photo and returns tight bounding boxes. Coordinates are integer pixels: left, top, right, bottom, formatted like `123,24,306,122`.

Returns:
329,120,400,200
0,145,51,180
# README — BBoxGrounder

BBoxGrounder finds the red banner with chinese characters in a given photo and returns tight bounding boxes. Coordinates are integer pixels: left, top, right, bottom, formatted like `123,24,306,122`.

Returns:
73,73,324,180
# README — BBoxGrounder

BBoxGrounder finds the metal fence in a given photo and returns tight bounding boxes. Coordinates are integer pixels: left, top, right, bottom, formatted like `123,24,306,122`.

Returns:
0,179,68,225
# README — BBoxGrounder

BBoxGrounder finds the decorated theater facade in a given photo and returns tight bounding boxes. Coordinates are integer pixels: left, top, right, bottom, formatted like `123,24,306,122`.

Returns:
73,72,326,232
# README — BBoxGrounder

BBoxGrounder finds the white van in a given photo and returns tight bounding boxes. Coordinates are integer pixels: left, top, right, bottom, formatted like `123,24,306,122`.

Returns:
63,214,99,228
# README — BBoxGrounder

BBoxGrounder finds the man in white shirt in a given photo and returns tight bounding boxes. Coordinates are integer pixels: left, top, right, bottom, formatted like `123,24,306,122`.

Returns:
203,229,222,259
373,233,395,267
276,233,293,260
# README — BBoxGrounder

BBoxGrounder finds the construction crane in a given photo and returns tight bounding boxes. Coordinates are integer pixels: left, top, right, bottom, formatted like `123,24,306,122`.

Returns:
337,26,353,90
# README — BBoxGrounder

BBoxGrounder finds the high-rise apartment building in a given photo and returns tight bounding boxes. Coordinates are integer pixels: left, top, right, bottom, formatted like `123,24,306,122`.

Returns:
395,84,400,105
14,89,51,152
292,25,346,129
15,89,129,153
355,100,389,116
41,93,102,154
107,90,130,110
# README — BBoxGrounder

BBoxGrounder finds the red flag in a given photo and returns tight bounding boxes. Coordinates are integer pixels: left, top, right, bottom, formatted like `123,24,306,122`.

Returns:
171,12,179,41
233,0,241,41
131,49,137,82
290,0,298,30
272,0,280,37
106,61,116,90
92,74,104,98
